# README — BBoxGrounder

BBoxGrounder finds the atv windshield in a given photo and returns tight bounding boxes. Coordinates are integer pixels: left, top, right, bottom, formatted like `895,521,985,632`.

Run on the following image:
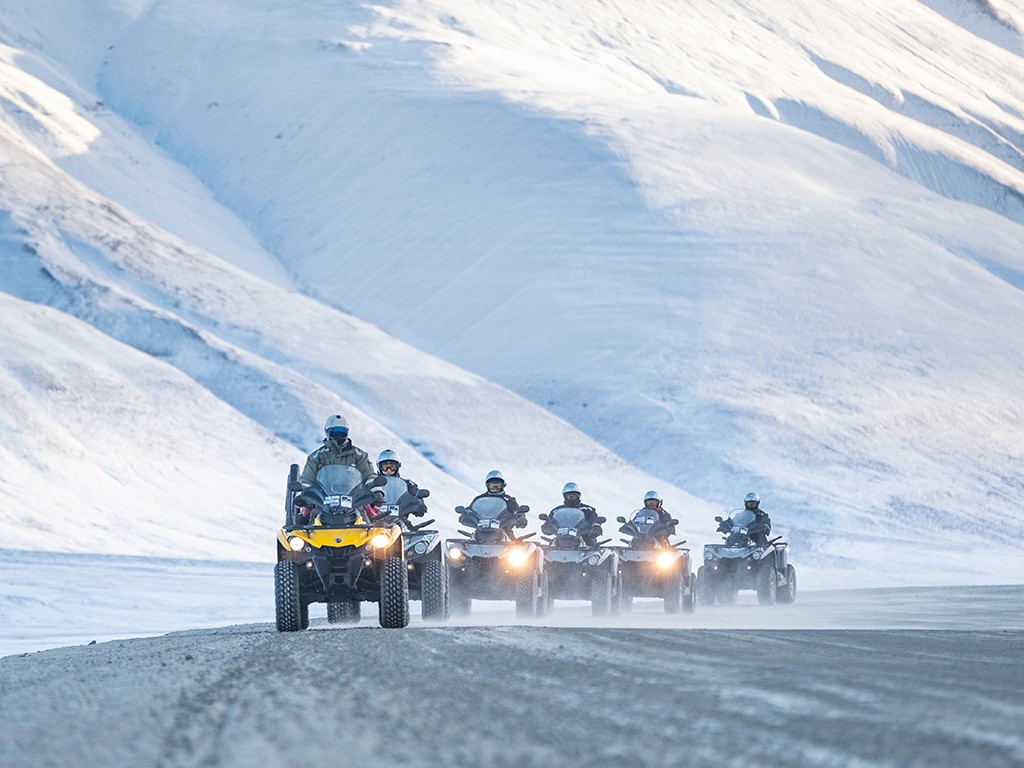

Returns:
469,495,508,522
550,507,586,530
629,509,659,535
729,509,756,528
379,476,411,505
314,465,364,496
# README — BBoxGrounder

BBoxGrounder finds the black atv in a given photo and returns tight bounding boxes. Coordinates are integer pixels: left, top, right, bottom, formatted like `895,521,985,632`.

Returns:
445,497,544,618
613,509,695,614
697,509,796,606
275,463,409,631
377,476,449,622
538,507,621,616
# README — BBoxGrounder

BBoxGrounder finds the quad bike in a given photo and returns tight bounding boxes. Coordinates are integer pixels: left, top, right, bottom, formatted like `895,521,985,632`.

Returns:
538,506,621,616
697,508,796,606
445,496,544,618
613,509,695,614
377,475,449,621
275,463,409,631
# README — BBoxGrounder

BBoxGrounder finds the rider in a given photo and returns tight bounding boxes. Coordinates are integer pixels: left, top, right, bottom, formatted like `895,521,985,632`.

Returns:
296,414,378,523
544,482,602,547
376,449,426,519
468,470,527,530
641,490,676,545
718,492,772,545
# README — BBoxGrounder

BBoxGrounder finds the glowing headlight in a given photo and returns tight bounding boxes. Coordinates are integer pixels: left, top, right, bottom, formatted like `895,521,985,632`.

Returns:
413,540,428,555
288,537,306,552
370,533,391,549
448,547,464,561
655,551,676,569
507,547,529,567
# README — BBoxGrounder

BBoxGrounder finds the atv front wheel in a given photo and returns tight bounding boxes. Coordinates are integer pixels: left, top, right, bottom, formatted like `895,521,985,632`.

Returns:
777,564,797,604
757,564,778,605
421,559,448,621
379,556,411,628
274,561,304,632
696,566,715,606
449,572,472,617
663,569,684,614
515,568,539,618
327,599,360,624
591,570,613,616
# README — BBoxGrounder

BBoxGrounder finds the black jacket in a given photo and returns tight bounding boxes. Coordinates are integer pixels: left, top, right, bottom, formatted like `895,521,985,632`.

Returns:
719,509,772,545
469,491,527,528
544,502,602,545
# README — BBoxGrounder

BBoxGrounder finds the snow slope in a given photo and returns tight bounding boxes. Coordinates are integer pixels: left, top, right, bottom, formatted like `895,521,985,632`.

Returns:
1,0,1023,586
0,16,711,565
87,0,1024,541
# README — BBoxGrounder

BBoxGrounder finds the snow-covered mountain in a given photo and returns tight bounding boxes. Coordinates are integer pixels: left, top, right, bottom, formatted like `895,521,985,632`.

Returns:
1,0,1023,585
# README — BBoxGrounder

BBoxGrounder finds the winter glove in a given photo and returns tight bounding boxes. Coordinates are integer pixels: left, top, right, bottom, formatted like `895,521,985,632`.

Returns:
515,513,528,528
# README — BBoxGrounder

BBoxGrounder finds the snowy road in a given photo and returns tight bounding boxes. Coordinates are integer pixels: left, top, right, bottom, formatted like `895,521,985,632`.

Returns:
1,586,1022,768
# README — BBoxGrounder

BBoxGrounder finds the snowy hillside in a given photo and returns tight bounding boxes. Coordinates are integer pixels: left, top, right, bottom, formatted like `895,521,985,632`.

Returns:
1,0,1023,585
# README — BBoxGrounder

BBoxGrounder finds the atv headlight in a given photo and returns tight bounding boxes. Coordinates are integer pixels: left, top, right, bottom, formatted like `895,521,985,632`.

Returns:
288,536,306,552
752,549,764,560
705,549,716,561
413,540,428,555
655,551,676,569
370,533,391,549
587,554,600,566
448,546,464,561
507,547,529,568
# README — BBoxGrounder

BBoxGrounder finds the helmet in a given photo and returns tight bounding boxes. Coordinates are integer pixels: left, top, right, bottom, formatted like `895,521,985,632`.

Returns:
324,414,349,441
485,470,505,492
643,490,662,504
377,449,401,472
562,482,581,505
744,492,760,510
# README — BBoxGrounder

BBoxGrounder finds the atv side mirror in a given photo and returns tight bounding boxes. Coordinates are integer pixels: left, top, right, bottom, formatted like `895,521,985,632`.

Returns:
519,505,530,513
455,505,467,514
417,489,430,499
596,516,606,524
616,516,626,523
714,516,723,523
670,519,679,526
287,480,304,492
538,513,548,521
371,475,388,487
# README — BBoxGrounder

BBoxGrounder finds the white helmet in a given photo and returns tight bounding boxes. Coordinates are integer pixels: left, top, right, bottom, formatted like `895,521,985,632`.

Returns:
377,449,401,471
643,490,662,504
485,470,505,490
562,482,581,496
744,492,760,510
324,414,349,438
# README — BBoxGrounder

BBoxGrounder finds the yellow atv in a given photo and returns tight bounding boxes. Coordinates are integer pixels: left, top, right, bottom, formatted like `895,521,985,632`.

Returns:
275,464,409,630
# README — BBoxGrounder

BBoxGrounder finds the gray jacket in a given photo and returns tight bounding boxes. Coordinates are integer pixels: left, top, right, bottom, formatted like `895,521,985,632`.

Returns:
299,438,377,488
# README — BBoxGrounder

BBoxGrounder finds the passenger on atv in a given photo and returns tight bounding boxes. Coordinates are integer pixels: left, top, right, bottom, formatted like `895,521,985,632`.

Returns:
464,470,527,531
296,414,380,524
717,492,772,546
639,490,676,546
544,482,602,547
375,449,429,525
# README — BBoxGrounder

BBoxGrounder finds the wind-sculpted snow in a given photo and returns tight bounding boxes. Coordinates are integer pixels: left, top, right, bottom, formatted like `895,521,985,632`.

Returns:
1,0,1024,582
1,586,1022,768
